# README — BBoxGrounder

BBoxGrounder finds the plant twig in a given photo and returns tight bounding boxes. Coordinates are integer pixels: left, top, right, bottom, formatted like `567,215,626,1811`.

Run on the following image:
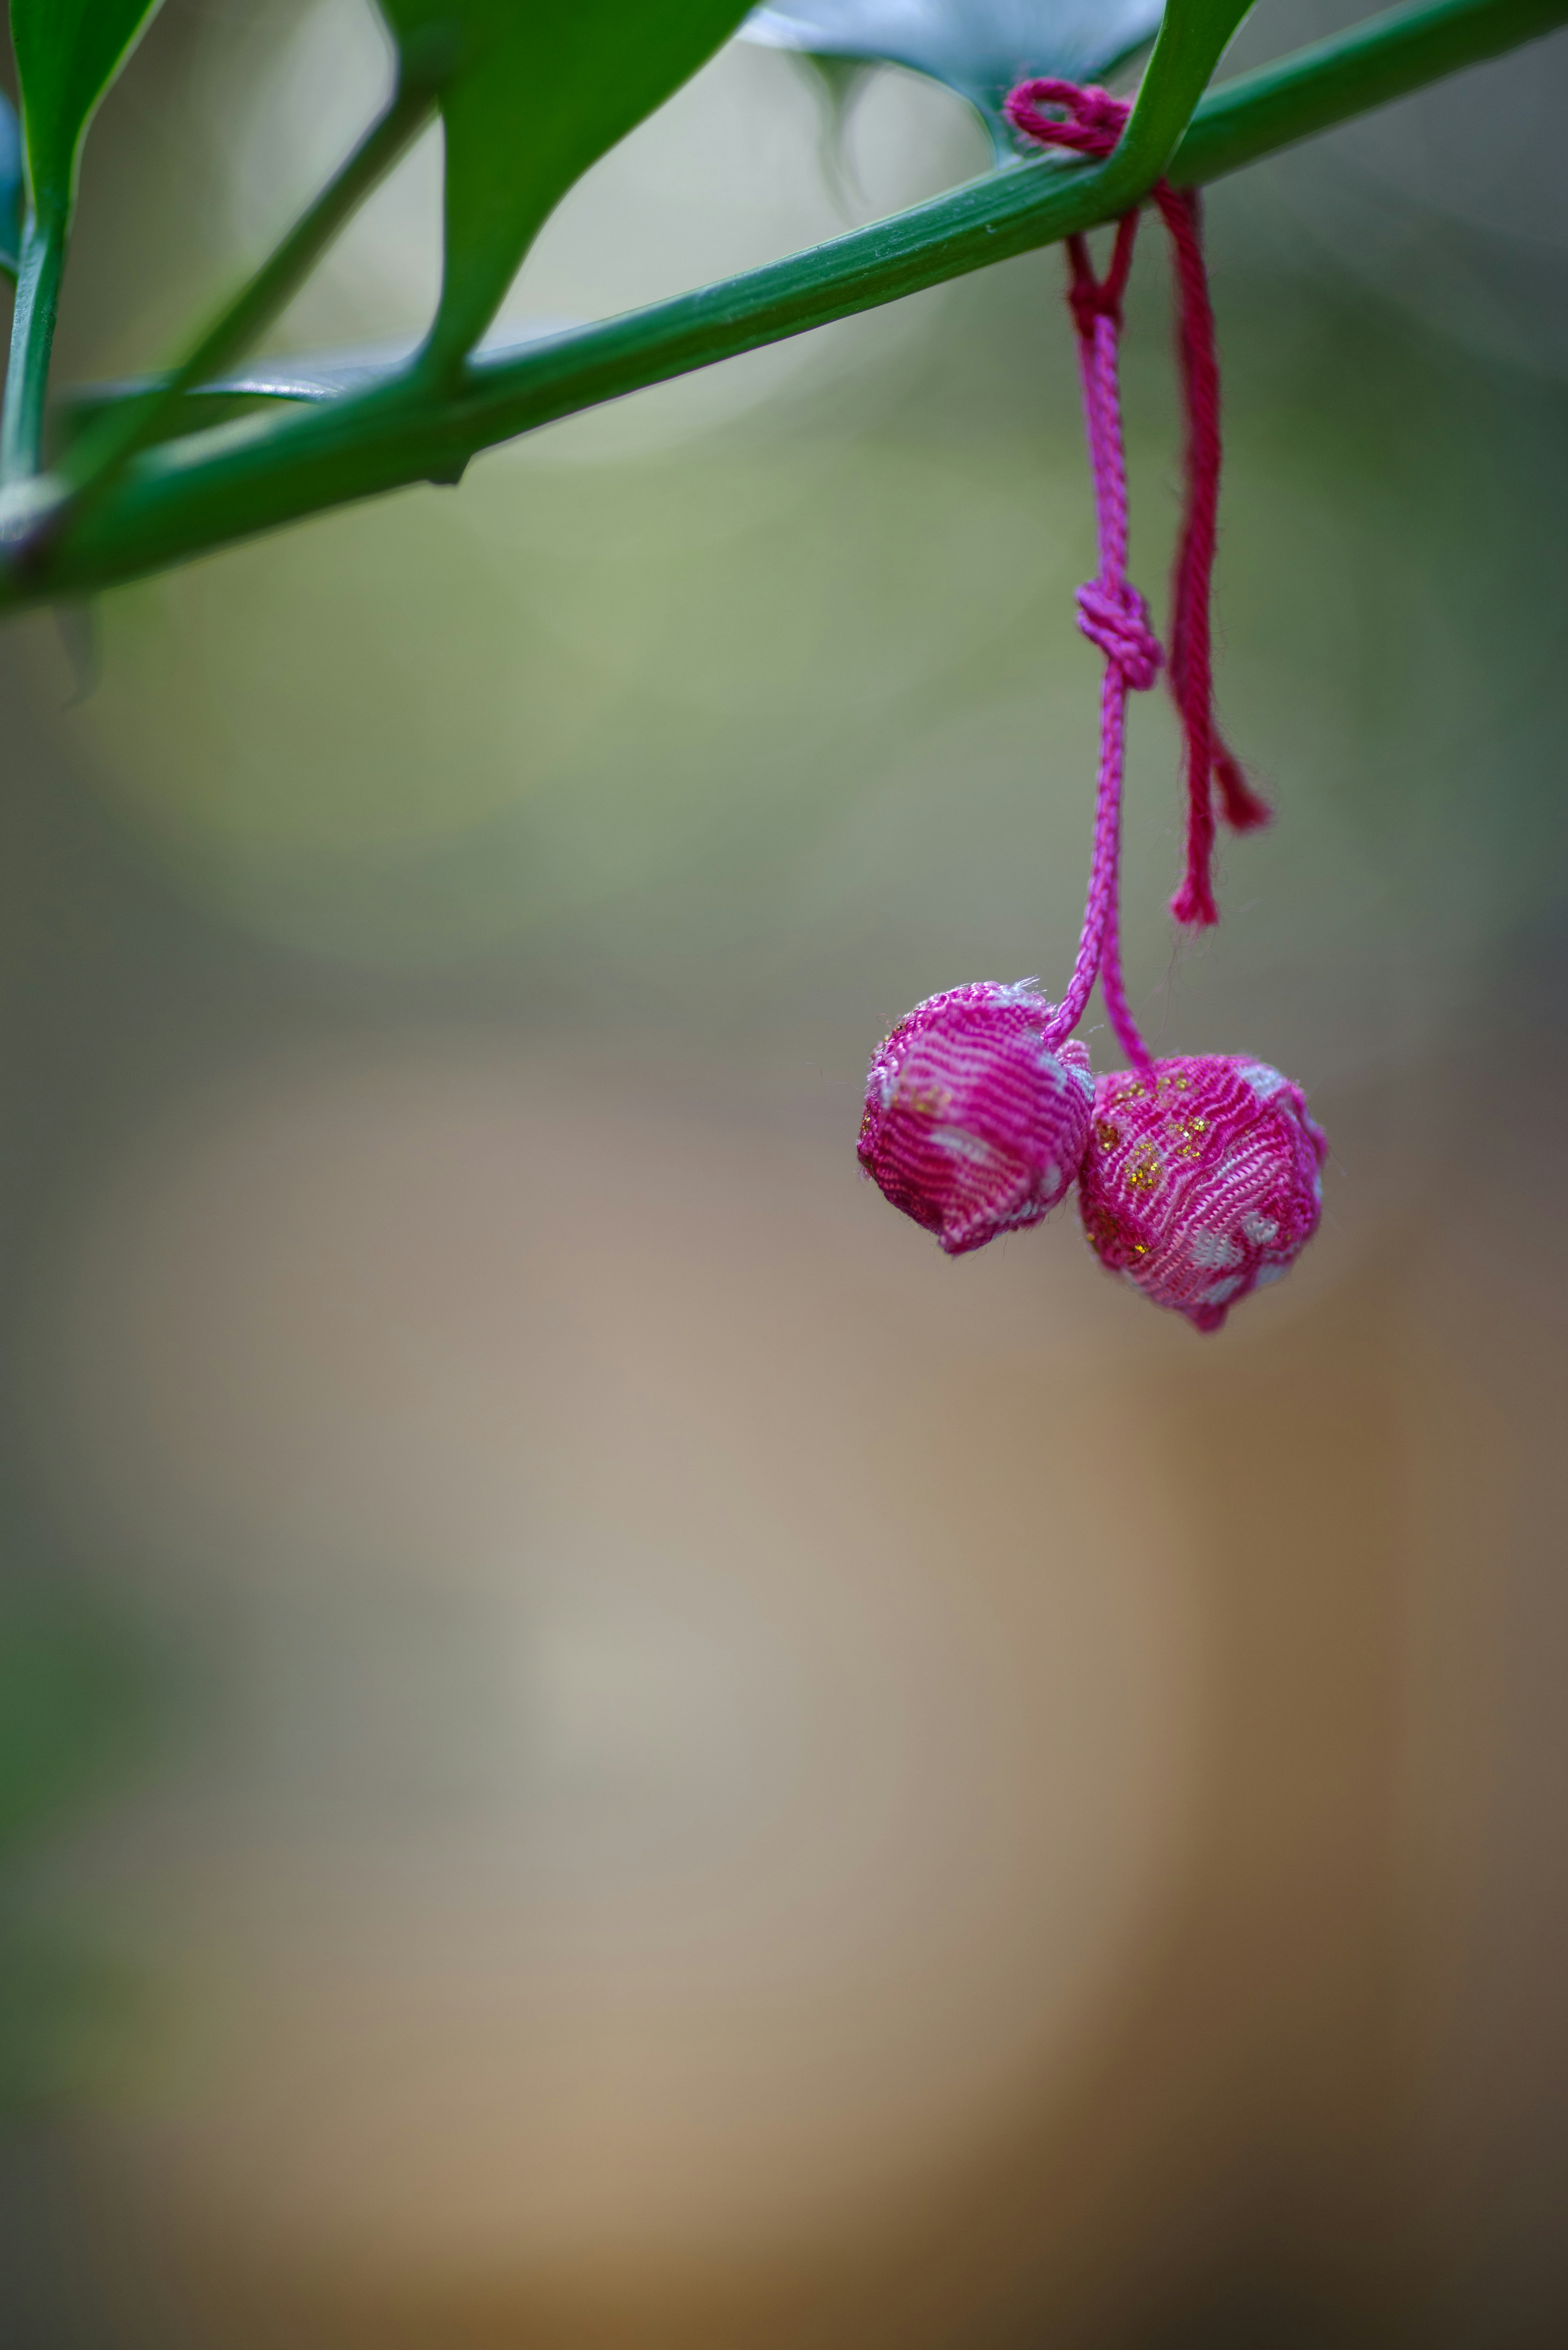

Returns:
7,0,1566,611
42,74,437,548
1170,0,1558,178
0,208,68,482
1109,0,1256,196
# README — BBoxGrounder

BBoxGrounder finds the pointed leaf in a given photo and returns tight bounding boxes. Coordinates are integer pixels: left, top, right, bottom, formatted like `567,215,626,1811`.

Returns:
66,320,581,429
0,89,22,272
10,0,166,226
376,0,756,371
742,0,1166,124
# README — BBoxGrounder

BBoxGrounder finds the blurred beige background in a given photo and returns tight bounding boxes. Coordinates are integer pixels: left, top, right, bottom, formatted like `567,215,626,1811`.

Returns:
2,4,1567,2346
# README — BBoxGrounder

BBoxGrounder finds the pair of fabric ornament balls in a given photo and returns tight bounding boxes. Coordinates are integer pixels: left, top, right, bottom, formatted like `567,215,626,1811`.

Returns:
857,84,1329,1333
858,980,1326,1333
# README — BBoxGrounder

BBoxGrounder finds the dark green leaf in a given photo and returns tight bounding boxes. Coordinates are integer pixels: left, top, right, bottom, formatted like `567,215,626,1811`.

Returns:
20,0,1566,601
0,1924,134,2116
9,0,166,227
0,1576,152,2119
0,1587,151,1858
0,89,22,272
64,321,579,437
376,0,757,371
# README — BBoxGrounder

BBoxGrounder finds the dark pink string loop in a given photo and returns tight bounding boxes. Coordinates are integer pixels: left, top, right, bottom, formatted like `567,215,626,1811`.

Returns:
1004,78,1129,159
1004,77,1270,951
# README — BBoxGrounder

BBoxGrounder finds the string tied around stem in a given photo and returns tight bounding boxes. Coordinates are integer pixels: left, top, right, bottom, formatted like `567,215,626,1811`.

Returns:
1005,77,1272,932
853,78,1330,1333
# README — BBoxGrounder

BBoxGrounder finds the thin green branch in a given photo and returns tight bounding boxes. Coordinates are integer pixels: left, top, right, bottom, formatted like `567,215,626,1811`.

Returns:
0,209,68,482
1171,0,1561,178
7,0,1566,610
44,75,437,545
1110,0,1256,194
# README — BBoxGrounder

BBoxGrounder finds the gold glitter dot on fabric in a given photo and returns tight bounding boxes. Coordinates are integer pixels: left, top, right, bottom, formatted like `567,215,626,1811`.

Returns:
897,1081,951,1117
1078,1052,1329,1330
1094,1119,1121,1150
1124,1145,1161,1195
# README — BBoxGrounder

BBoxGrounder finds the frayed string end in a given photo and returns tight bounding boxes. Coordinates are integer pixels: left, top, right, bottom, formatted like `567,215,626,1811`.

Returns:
1169,873,1220,929
1004,85,1276,988
1215,746,1271,833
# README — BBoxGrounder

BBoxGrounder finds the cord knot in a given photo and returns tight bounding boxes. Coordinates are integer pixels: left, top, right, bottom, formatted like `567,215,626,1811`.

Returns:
1007,76,1273,930
1067,272,1123,335
1002,79,1131,161
1076,579,1162,691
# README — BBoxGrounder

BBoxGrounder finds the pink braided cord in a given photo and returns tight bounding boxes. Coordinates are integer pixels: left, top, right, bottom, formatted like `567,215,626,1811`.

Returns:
1040,209,1156,1068
1005,78,1269,943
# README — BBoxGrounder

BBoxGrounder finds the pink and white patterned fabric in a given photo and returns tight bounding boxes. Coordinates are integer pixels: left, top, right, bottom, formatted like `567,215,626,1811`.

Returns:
853,90,1330,1325
859,982,1094,1256
1077,1055,1328,1331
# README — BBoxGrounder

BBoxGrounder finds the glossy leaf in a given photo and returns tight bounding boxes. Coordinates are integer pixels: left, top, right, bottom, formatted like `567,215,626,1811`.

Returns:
10,0,166,225
376,0,756,372
18,0,1565,602
67,321,581,431
0,89,22,273
742,0,1167,124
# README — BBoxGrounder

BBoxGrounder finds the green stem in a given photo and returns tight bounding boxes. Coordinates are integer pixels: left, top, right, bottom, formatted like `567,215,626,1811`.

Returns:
11,0,1568,608
0,209,68,483
51,77,436,534
1170,0,1559,181
1111,0,1257,195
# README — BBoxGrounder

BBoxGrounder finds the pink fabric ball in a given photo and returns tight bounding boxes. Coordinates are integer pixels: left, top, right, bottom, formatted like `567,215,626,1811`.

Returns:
859,981,1094,1256
1078,1055,1328,1331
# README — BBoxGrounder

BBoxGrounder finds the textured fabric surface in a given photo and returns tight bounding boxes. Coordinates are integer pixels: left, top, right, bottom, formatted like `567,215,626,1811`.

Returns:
860,983,1094,1256
857,83,1327,1316
1077,1056,1327,1331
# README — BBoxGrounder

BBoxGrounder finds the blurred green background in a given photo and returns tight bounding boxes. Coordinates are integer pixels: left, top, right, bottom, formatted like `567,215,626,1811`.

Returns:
2,3,1568,2344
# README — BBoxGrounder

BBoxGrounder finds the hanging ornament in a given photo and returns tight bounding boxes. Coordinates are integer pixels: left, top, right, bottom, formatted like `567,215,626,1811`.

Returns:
857,982,1094,1256
1078,1057,1327,1331
858,80,1327,1331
